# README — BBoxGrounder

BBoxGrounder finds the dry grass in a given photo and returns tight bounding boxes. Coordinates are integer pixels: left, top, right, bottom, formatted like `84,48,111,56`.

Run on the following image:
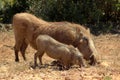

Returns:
0,31,120,80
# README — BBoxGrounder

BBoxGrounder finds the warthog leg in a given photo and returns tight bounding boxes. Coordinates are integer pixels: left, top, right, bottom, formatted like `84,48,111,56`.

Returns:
60,59,70,70
20,40,28,61
38,52,44,65
14,40,23,62
14,47,19,62
32,52,39,69
33,51,44,69
14,39,28,62
78,57,85,67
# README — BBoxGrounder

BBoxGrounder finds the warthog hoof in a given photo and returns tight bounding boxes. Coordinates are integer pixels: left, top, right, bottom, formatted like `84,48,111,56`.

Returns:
31,65,37,69
15,59,19,62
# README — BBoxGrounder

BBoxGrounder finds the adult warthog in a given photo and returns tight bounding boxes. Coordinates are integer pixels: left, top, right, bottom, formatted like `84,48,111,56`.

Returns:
12,13,98,65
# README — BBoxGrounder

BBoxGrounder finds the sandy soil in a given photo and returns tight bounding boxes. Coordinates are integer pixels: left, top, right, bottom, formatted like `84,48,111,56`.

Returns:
0,31,120,80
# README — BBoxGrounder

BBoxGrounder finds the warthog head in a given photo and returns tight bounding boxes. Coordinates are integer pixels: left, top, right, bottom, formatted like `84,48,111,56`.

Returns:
77,28,98,65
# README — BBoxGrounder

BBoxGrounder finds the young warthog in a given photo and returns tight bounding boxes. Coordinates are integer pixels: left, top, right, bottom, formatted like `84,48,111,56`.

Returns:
33,35,85,69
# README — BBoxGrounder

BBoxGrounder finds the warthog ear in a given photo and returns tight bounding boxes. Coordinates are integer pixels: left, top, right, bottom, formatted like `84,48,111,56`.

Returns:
86,28,90,33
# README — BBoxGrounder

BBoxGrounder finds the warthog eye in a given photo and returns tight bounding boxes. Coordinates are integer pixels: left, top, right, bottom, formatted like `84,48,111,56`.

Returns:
79,37,89,47
82,37,88,44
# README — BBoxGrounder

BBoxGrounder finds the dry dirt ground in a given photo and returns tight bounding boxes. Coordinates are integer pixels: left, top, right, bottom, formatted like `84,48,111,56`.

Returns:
0,31,120,80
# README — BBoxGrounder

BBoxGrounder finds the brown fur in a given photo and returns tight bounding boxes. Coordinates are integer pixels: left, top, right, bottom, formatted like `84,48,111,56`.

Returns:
33,35,85,69
12,12,98,65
